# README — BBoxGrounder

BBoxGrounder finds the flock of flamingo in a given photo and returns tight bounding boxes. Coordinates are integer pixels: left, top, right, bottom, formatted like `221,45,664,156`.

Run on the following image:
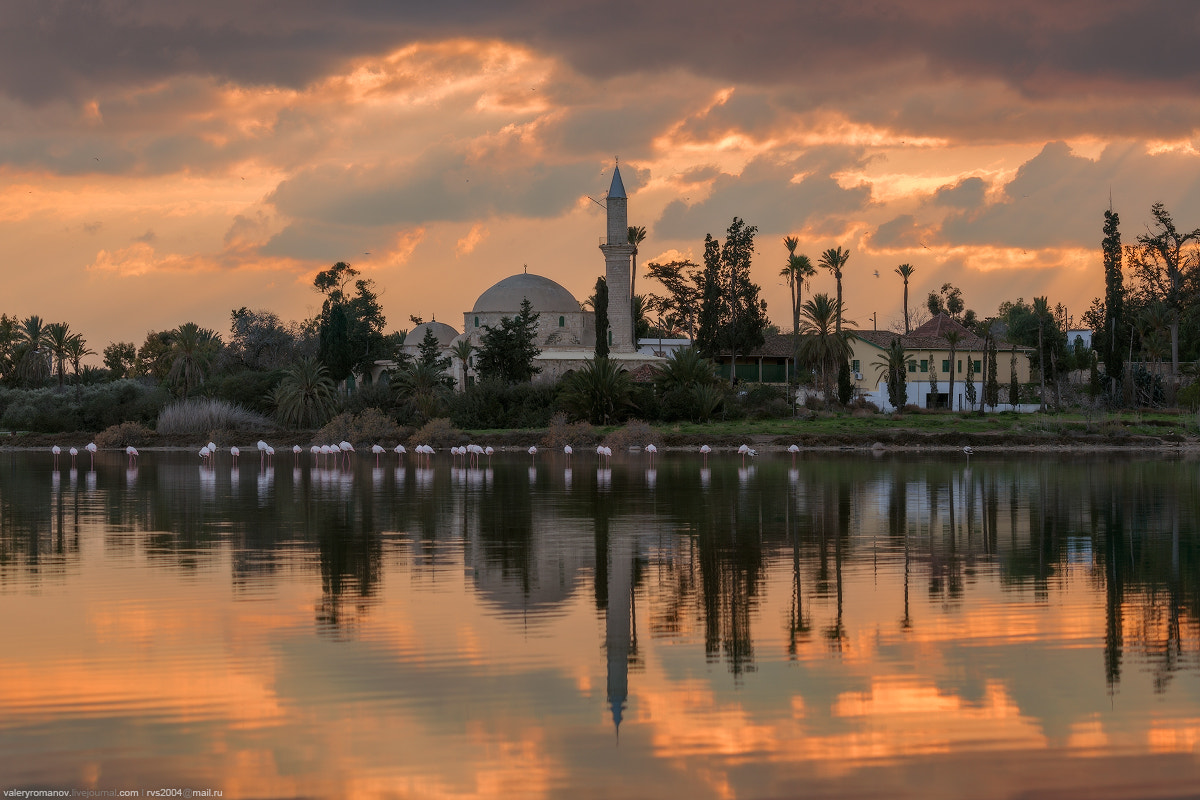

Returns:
47,440,776,470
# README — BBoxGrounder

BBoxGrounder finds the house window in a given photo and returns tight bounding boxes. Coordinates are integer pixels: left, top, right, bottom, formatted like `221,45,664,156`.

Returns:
908,361,917,373
958,360,962,373
973,360,982,373
474,316,479,328
559,315,565,327
608,330,612,345
920,359,928,372
942,359,950,373
851,359,860,373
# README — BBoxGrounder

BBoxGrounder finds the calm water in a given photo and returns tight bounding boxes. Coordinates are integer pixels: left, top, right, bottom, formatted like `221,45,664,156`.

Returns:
1,448,1198,799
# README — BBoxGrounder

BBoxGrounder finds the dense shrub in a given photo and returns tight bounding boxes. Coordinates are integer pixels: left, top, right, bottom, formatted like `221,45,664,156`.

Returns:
201,369,285,415
446,381,558,429
602,419,660,451
408,417,463,448
0,380,167,433
539,412,598,449
1176,380,1200,411
157,398,272,435
95,421,155,448
340,383,402,417
315,408,406,445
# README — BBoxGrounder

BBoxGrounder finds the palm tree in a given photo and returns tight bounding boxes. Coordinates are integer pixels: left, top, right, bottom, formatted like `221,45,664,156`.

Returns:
167,322,220,401
64,333,95,397
396,362,446,422
872,336,909,412
944,330,961,411
797,293,855,404
272,357,338,428
895,263,916,333
449,339,475,389
818,247,851,334
628,225,647,345
44,322,74,391
782,237,816,384
1033,296,1050,410
14,315,51,386
560,357,633,424
653,347,718,393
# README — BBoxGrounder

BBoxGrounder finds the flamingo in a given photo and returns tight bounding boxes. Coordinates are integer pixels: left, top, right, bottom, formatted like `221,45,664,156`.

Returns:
484,446,494,466
563,444,572,465
467,443,484,467
372,444,385,466
394,444,407,464
125,445,139,467
645,443,657,465
737,444,756,466
699,444,711,466
51,445,61,468
69,446,78,468
528,445,537,464
265,445,274,464
257,440,269,467
293,445,303,457
86,442,97,469
199,445,211,463
963,445,974,463
788,443,800,464
230,446,240,465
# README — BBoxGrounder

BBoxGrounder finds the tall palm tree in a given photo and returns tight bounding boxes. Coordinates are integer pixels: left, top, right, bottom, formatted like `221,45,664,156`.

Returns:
44,322,74,391
1033,296,1050,410
449,339,475,389
64,333,95,397
628,225,647,345
818,247,851,334
168,322,220,401
16,315,51,386
944,330,961,411
895,263,916,333
782,237,816,384
797,293,855,404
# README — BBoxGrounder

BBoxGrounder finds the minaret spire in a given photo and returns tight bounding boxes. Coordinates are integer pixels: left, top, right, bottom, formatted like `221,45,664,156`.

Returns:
600,160,634,353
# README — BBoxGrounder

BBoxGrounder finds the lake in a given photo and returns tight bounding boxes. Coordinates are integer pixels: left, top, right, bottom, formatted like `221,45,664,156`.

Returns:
1,448,1198,799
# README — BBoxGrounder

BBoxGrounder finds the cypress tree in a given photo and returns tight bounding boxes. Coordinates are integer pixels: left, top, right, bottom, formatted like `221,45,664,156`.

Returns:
1100,209,1125,397
594,276,609,360
1009,347,1020,409
985,336,999,410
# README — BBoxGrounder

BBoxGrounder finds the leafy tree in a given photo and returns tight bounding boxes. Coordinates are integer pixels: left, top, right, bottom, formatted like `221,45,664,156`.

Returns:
632,294,652,341
312,261,388,385
559,358,633,425
103,341,137,378
645,259,703,340
475,298,542,384
417,327,451,372
594,276,610,359
895,263,916,334
136,330,174,382
228,307,311,371
272,357,338,428
873,336,908,411
1127,203,1199,377
926,282,978,328
837,361,853,405
695,218,767,380
818,247,850,334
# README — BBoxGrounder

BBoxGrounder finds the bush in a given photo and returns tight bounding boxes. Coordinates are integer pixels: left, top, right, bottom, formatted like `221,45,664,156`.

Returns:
408,417,463,448
95,421,155,448
157,398,272,435
341,383,402,416
1177,381,1200,411
540,412,598,449
602,419,659,451
202,369,285,415
315,408,407,446
447,381,558,429
0,380,167,433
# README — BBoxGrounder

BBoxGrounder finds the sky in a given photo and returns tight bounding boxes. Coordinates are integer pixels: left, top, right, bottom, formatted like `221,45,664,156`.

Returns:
5,0,1200,353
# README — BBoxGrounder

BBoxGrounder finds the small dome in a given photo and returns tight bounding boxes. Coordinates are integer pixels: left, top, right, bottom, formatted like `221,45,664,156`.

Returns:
406,320,459,348
472,273,579,314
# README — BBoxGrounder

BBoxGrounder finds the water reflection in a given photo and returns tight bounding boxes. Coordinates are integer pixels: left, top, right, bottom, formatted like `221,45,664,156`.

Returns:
1,451,1199,797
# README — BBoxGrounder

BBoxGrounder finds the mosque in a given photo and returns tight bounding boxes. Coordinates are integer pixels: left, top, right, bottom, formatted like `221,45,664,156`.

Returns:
372,163,665,386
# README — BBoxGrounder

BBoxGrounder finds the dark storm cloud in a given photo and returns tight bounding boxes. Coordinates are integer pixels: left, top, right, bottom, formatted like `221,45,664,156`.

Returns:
938,141,1200,249
4,1,1196,112
868,215,926,249
653,150,872,240
933,178,987,210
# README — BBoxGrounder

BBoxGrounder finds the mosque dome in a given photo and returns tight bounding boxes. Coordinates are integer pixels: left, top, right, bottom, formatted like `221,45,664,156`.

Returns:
471,273,580,314
406,320,460,348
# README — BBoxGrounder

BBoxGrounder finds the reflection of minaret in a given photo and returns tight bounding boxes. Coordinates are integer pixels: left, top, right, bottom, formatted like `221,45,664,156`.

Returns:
599,162,635,353
606,532,633,734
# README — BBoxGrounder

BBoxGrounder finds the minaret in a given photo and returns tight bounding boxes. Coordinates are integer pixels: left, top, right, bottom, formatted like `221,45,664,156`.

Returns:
599,162,635,353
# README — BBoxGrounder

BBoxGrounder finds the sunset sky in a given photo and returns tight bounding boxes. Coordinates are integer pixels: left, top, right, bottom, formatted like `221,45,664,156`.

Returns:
5,1,1200,352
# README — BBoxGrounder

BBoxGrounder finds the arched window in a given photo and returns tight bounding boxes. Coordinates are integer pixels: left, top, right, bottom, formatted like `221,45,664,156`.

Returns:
559,315,565,327
608,330,612,345
474,316,479,328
